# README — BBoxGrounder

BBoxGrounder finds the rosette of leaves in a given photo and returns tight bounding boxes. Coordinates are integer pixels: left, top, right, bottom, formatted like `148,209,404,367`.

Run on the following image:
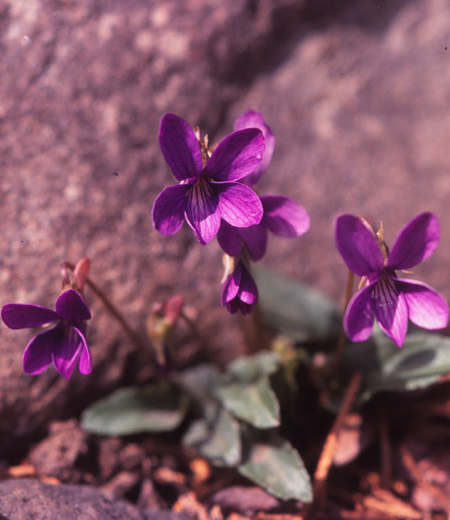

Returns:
178,353,312,503
81,352,312,503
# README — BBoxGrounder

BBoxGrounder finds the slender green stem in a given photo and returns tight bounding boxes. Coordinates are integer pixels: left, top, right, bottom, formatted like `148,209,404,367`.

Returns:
64,262,147,352
329,269,355,379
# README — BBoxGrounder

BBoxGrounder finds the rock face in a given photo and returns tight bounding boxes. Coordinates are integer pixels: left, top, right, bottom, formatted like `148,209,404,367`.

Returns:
0,478,144,520
1,0,450,453
229,0,450,307
0,0,305,451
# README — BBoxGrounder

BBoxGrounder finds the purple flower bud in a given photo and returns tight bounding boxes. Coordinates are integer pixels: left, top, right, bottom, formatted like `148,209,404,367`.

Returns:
221,258,258,315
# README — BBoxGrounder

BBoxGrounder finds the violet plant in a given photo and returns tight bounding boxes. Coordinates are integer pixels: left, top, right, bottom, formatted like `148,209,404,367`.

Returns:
4,109,450,506
1,258,92,379
335,212,449,347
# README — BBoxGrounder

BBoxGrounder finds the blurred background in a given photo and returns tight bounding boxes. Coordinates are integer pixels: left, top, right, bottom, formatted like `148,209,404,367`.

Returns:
1,0,450,450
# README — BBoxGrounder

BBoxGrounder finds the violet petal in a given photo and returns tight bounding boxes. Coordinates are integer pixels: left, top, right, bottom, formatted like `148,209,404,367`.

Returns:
238,265,258,305
152,184,190,236
217,221,243,257
344,282,375,342
262,195,310,238
234,111,275,186
22,327,59,375
395,278,450,330
159,113,202,181
238,223,268,261
56,289,91,321
215,182,263,228
388,212,440,270
204,128,265,182
75,327,93,374
2,303,58,330
335,214,384,276
221,265,243,304
371,277,408,347
185,179,220,244
52,324,84,379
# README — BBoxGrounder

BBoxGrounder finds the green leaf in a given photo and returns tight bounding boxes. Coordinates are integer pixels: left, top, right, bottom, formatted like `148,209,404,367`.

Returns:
336,331,450,407
225,351,281,382
81,382,189,436
175,364,220,423
253,266,341,342
218,376,280,428
238,430,312,503
183,407,241,467
366,332,450,395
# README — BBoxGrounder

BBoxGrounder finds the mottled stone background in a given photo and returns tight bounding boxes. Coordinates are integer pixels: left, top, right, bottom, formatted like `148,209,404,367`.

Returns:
0,0,449,452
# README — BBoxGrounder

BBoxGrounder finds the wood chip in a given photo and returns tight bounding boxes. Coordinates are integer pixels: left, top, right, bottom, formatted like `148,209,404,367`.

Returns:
363,489,422,519
7,464,36,478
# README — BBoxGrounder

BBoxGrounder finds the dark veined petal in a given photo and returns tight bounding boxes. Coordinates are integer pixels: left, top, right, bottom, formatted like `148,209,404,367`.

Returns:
159,113,202,181
344,282,375,342
75,327,93,375
204,128,265,182
395,278,450,330
23,327,60,375
238,223,268,261
152,184,190,236
52,324,85,379
56,289,91,321
262,195,310,238
215,182,263,228
371,275,408,347
388,212,440,270
217,220,243,257
2,303,58,330
234,111,275,186
185,178,221,244
335,214,384,276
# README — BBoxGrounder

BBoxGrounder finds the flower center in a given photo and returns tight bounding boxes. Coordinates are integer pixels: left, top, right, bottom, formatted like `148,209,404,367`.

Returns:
371,271,398,310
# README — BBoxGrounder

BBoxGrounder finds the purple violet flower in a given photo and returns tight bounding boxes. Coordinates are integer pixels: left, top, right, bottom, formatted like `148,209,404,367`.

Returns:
2,289,92,378
152,113,265,245
335,212,449,347
217,111,310,260
221,258,258,315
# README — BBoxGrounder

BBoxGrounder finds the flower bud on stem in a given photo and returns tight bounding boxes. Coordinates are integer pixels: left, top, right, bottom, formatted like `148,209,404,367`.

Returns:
63,261,148,355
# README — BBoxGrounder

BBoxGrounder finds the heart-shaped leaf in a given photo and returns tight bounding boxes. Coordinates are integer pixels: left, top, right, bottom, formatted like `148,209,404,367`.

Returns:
218,376,280,428
253,266,341,342
81,382,189,436
238,430,312,503
183,407,241,467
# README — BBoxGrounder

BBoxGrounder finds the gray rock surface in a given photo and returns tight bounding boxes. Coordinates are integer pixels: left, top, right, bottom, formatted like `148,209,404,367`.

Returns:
0,478,144,520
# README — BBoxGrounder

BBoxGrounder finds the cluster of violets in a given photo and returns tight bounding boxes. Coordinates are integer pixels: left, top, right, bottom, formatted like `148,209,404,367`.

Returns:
1,111,449,379
152,111,310,315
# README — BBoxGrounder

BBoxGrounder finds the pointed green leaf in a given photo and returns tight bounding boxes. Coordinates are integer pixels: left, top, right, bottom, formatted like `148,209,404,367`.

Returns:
175,364,221,423
253,266,341,342
238,431,312,502
366,333,450,394
218,376,280,428
81,382,189,436
183,407,241,467
225,351,281,382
